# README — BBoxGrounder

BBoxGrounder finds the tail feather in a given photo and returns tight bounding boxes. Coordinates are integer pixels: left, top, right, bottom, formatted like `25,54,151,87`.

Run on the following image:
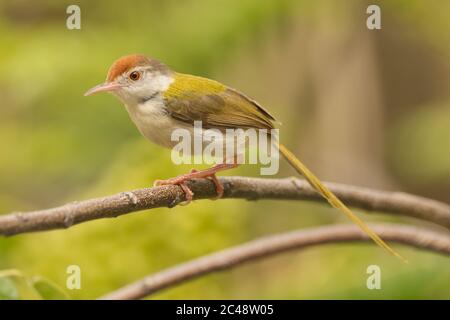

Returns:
278,143,407,263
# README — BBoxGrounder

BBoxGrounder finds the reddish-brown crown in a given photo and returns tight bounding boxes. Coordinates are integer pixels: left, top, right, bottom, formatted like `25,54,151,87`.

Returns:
106,54,151,82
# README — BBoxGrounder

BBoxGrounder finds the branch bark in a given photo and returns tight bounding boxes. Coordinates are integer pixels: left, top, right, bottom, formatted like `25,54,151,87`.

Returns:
1,176,450,236
99,223,450,300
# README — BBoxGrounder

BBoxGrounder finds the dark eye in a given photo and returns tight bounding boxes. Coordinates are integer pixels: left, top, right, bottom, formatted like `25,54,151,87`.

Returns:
129,71,141,81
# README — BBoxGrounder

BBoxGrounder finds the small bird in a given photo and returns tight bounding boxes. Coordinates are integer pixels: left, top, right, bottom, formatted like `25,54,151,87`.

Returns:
85,54,406,262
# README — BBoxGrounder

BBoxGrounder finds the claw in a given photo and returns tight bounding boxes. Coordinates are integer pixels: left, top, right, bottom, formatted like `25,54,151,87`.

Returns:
153,175,195,206
178,182,194,205
153,163,238,205
207,173,224,200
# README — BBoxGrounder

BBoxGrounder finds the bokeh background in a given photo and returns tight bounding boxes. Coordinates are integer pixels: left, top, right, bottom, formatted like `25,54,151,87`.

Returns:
0,0,449,299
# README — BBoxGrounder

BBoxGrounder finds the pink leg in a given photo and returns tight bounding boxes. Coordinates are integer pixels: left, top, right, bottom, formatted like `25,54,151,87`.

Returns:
154,163,238,204
187,168,223,199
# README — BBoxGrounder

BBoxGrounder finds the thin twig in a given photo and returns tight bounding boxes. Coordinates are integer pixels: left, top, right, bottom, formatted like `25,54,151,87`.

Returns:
1,176,449,236
99,223,450,300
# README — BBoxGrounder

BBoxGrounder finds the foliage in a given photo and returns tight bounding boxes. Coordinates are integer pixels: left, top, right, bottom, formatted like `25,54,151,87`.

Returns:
0,269,69,300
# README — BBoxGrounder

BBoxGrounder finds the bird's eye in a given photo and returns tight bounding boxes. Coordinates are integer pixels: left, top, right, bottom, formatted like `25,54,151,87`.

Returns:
129,71,141,81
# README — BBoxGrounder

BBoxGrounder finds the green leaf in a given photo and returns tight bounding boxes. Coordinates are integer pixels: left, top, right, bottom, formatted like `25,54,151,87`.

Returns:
0,269,40,300
0,269,70,300
31,276,70,300
0,274,19,300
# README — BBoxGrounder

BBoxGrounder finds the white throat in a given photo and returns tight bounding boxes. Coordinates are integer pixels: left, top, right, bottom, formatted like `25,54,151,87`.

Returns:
119,73,183,148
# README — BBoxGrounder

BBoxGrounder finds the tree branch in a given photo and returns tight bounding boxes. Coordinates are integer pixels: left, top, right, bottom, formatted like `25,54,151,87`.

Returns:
99,223,450,300
1,177,450,237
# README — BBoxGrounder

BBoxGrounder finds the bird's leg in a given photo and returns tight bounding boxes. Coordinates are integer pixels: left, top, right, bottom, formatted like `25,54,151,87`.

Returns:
154,163,239,204
184,168,224,200
206,171,224,200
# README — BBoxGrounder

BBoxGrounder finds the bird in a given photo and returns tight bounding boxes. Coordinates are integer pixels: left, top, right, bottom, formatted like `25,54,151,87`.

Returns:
85,54,406,262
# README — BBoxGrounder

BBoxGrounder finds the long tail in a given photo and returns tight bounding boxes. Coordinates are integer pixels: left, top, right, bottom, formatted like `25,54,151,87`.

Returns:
278,143,407,263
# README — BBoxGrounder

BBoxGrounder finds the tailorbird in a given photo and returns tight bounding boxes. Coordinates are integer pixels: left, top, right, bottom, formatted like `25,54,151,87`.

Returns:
85,54,406,262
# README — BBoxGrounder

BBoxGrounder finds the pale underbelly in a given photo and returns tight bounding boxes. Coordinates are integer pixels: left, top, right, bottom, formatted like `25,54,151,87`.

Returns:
125,101,261,161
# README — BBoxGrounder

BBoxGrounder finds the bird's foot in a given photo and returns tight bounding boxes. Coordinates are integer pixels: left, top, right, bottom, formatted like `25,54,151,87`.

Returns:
154,167,226,205
154,174,195,205
205,172,224,200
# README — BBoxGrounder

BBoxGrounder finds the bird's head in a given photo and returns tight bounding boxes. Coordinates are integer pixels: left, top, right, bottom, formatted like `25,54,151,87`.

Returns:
84,54,172,105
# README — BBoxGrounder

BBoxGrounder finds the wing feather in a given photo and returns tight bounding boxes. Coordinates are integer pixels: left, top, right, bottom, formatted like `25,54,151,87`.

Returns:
163,73,276,130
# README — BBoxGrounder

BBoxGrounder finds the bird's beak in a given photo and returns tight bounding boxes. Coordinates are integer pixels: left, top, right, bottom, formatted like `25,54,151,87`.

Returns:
84,82,123,96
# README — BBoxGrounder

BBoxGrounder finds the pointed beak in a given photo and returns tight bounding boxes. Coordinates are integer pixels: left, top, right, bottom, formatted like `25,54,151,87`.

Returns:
84,82,124,96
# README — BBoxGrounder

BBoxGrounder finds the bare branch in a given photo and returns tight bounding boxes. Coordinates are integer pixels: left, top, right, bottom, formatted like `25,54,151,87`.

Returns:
99,223,450,300
1,176,449,236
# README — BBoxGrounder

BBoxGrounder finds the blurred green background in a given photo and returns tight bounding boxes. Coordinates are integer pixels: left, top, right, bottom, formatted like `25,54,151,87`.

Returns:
0,0,449,299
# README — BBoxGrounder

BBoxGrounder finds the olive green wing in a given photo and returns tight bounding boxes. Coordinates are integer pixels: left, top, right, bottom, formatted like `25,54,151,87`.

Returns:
163,73,276,130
